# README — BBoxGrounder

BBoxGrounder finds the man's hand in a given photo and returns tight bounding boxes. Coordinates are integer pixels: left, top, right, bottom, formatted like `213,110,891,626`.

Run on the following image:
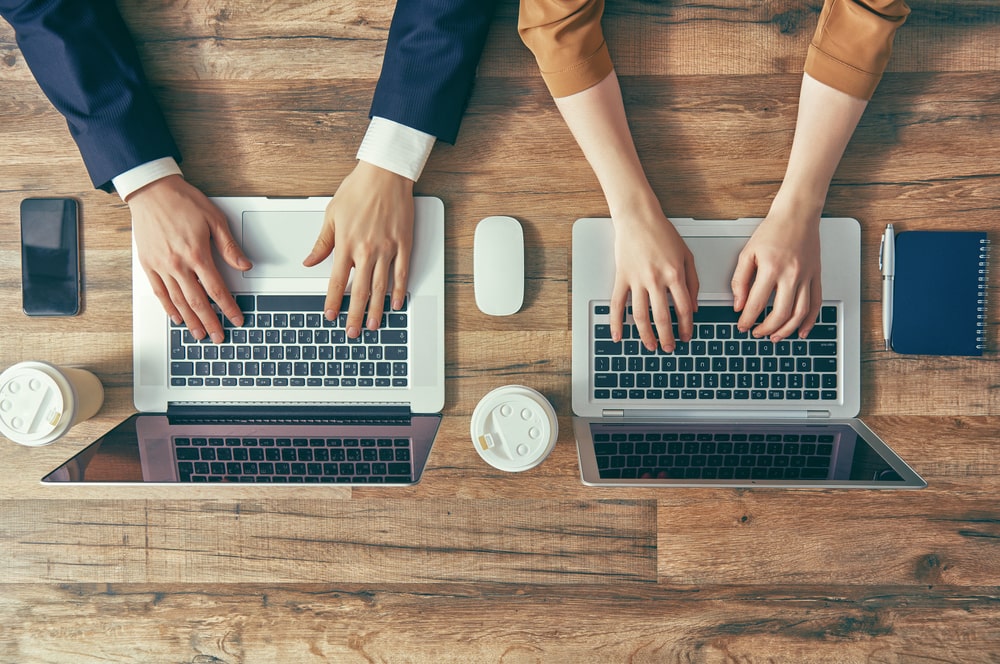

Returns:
612,202,699,352
732,206,822,342
304,161,414,339
129,174,251,343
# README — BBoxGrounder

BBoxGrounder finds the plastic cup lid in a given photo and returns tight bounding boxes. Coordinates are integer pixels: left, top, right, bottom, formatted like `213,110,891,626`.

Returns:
0,362,74,446
470,385,558,472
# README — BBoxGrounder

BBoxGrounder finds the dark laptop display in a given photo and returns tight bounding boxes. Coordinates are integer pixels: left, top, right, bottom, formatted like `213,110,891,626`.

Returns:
573,418,925,488
42,411,440,485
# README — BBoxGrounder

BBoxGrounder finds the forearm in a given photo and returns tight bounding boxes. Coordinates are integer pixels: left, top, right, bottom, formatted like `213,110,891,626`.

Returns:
773,73,868,215
370,0,500,144
554,71,659,217
1,0,180,191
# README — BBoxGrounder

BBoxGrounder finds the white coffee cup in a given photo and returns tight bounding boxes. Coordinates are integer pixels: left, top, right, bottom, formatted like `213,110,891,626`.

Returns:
470,385,558,472
0,361,104,447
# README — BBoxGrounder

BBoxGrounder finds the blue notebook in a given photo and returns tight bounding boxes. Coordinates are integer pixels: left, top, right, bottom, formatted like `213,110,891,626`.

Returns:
890,231,989,356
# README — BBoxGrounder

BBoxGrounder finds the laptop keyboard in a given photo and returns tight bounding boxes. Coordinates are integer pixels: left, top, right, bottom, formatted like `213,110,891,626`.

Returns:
174,435,414,483
593,430,835,480
591,303,839,403
169,294,409,389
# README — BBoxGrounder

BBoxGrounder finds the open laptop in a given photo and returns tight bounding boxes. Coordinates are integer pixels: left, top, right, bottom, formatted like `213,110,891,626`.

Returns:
43,196,445,485
571,217,925,489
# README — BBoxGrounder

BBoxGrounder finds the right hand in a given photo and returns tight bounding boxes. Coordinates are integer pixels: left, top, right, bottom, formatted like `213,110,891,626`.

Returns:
611,199,699,352
129,175,251,343
304,161,414,338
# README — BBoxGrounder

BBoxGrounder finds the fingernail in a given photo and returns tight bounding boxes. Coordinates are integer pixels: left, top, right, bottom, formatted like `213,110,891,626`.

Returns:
238,257,252,270
367,318,378,330
663,345,675,353
192,328,206,340
233,316,244,327
170,315,182,326
347,326,360,338
325,309,337,321
211,332,224,344
392,298,402,311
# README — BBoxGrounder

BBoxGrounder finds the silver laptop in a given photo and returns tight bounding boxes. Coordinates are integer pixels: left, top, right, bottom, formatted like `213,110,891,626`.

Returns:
571,217,925,489
43,196,444,485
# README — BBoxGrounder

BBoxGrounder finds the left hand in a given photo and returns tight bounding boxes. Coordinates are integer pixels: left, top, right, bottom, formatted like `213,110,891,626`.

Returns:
731,206,822,342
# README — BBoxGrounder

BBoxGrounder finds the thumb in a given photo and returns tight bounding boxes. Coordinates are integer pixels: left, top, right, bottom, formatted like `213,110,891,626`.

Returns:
304,221,335,267
210,215,252,271
731,252,756,312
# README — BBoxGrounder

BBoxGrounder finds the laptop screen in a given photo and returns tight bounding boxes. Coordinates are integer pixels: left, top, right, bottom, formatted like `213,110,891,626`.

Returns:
42,413,441,485
574,418,925,489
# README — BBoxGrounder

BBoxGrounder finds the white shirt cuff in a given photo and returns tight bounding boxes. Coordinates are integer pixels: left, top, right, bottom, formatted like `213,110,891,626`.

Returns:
356,117,436,182
112,157,183,201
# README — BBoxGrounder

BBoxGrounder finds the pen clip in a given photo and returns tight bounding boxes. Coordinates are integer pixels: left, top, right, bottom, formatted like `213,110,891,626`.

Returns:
878,233,885,272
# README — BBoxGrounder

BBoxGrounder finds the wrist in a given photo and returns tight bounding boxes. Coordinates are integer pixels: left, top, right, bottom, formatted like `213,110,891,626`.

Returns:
769,185,826,222
607,186,662,222
125,173,184,205
354,160,415,192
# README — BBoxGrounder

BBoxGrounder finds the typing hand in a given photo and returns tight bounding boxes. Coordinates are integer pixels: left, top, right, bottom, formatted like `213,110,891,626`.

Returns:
611,203,700,352
731,208,822,342
304,161,414,338
129,174,251,343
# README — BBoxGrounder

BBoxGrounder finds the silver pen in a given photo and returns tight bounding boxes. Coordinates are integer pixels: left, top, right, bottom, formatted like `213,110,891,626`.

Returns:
879,224,895,350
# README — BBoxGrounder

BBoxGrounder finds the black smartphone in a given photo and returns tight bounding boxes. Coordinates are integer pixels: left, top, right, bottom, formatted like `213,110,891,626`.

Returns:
20,197,81,316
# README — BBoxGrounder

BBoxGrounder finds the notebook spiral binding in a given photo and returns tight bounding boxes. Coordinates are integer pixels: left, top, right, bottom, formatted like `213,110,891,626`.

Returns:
977,238,990,350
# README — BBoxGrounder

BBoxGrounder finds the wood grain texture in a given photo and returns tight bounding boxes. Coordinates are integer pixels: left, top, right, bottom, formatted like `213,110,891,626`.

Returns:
1,1,999,661
0,584,998,663
0,498,656,584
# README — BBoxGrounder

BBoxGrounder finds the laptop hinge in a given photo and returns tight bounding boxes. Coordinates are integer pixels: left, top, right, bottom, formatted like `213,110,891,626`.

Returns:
166,404,411,425
602,409,625,417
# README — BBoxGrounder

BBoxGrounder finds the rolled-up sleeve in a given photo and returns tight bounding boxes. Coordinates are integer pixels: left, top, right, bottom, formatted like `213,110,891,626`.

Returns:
805,0,910,100
518,0,613,98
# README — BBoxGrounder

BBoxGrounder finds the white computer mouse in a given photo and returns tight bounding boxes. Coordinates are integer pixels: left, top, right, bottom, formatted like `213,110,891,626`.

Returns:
474,216,524,316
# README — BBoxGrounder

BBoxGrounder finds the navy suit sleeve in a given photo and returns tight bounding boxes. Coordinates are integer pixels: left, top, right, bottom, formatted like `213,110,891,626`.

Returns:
1,0,181,192
371,0,499,144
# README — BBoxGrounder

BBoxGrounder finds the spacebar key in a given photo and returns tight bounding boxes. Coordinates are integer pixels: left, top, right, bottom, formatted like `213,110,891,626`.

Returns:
256,295,327,312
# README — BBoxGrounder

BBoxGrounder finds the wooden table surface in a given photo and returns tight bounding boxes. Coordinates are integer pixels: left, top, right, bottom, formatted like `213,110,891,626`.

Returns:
2,1,998,661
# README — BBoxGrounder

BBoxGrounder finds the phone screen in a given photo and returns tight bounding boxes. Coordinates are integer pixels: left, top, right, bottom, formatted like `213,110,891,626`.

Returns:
20,198,80,316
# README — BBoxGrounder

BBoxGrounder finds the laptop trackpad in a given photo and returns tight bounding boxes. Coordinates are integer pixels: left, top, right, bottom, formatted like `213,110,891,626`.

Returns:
241,211,334,279
685,236,747,295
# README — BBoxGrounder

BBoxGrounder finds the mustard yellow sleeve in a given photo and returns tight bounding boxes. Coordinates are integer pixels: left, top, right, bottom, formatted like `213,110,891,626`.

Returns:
518,0,613,98
805,0,910,100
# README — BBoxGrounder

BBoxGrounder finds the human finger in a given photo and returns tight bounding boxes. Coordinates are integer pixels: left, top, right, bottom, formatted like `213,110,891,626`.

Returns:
630,288,656,351
162,273,206,341
754,279,796,340
798,279,823,339
304,214,336,267
739,270,774,335
196,262,244,328
685,254,700,314
366,258,391,331
668,269,695,343
144,269,183,326
610,279,628,343
209,212,252,272
176,273,226,343
391,243,411,311
345,262,372,339
648,287,675,352
325,254,352,323
731,251,756,314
